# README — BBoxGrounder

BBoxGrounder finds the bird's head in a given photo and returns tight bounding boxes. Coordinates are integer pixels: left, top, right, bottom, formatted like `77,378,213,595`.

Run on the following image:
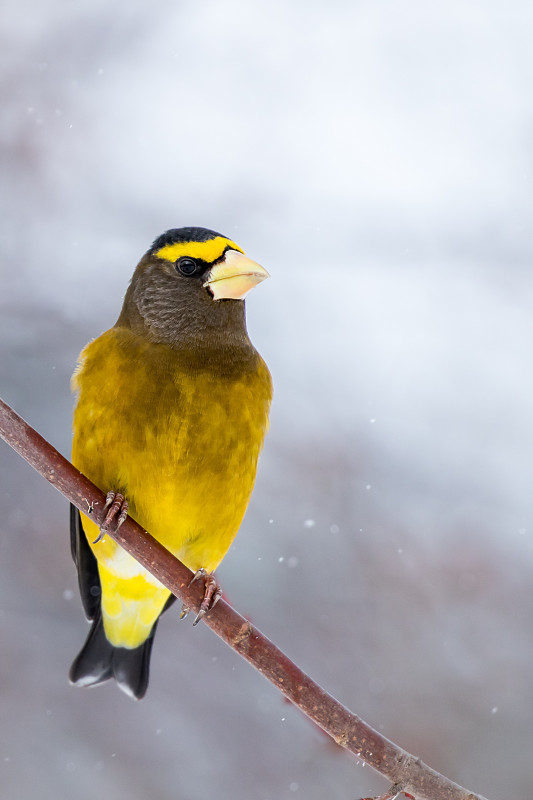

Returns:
116,227,269,348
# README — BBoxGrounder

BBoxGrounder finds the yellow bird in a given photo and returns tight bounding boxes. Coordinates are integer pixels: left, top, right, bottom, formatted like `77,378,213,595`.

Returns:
69,227,272,698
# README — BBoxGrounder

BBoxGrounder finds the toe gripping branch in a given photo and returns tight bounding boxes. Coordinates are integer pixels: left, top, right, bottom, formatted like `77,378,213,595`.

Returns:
180,568,223,626
360,785,415,800
93,491,129,544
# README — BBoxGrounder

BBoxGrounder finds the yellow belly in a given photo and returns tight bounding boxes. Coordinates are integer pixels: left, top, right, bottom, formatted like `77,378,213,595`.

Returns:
72,327,272,647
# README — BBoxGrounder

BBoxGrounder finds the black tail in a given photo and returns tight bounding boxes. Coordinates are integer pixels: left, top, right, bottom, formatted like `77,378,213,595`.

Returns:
69,609,157,700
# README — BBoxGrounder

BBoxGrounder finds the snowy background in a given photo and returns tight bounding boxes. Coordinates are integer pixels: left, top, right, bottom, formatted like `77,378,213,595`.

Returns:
1,1,532,798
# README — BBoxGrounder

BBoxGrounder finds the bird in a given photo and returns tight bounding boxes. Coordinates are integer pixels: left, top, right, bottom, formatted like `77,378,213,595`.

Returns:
69,226,272,699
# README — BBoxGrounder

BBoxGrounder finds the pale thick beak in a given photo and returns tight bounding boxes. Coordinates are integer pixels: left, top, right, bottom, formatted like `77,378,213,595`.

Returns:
203,249,270,300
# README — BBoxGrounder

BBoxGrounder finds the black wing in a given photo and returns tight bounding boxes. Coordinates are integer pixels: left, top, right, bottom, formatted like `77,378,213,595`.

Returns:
70,503,101,620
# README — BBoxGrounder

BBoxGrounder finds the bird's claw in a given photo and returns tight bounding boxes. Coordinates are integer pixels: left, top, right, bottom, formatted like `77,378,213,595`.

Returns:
93,491,129,543
187,569,222,625
359,786,414,800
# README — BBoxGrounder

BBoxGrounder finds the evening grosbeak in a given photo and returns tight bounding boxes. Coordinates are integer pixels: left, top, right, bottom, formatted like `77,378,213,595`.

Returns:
70,227,272,698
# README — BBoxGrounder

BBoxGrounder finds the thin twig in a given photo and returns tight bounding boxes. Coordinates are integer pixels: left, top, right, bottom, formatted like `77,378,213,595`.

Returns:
0,397,490,800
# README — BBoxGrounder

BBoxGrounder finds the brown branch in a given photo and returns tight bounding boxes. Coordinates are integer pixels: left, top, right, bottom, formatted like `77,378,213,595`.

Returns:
0,397,490,800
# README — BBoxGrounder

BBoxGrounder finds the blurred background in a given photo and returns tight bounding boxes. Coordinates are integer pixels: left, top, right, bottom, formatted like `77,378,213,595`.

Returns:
1,1,532,798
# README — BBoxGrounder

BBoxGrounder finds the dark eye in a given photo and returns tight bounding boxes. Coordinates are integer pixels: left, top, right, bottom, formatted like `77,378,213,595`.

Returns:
176,257,197,276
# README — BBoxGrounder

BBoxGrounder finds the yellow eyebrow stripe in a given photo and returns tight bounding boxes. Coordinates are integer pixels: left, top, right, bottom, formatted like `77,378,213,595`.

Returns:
154,236,244,263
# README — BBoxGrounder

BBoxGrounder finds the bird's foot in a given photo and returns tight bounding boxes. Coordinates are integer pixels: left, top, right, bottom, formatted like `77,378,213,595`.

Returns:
93,491,129,543
181,569,222,626
359,785,415,800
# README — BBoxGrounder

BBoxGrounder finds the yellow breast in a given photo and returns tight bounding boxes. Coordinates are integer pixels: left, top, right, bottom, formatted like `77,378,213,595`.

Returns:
71,327,272,646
